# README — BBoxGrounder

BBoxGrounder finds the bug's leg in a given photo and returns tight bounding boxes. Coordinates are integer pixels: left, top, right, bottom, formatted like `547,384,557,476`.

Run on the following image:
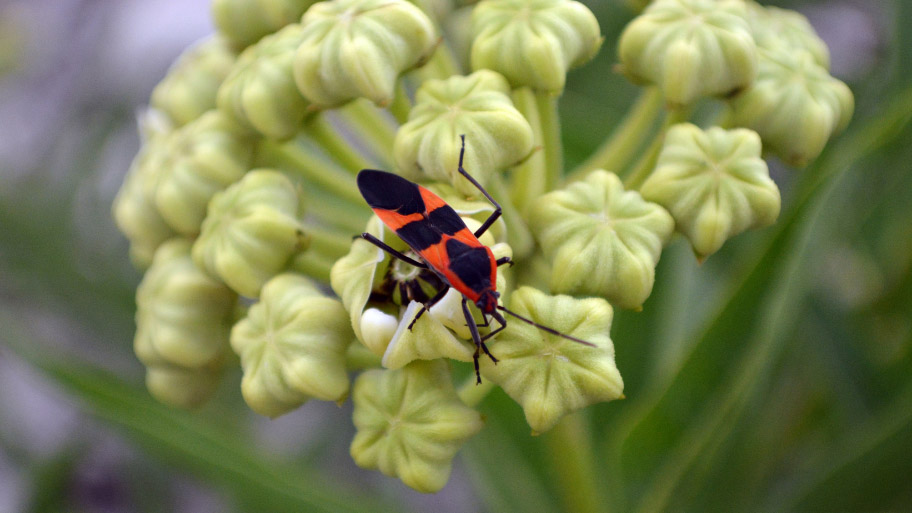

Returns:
358,233,426,268
462,297,497,385
457,134,503,239
462,296,484,384
407,285,450,330
496,256,513,267
481,317,507,342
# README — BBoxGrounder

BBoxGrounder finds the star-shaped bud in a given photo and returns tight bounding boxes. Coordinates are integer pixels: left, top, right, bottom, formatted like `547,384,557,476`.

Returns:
293,0,437,108
745,3,830,69
350,360,483,493
151,36,237,128
470,0,602,93
727,47,853,167
192,169,307,298
212,0,316,50
479,287,622,434
393,70,533,195
640,123,781,259
152,111,257,236
217,24,311,140
618,0,757,106
529,170,674,310
230,273,352,417
113,131,177,269
134,239,237,408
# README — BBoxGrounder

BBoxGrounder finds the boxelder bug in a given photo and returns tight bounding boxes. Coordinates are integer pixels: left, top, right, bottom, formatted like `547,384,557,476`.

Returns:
356,135,595,383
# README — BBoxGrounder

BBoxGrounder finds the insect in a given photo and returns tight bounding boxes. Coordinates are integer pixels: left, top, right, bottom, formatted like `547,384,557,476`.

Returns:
356,135,594,383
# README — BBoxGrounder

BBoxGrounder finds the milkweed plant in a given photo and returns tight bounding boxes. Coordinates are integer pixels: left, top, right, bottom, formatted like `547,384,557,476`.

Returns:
113,0,852,494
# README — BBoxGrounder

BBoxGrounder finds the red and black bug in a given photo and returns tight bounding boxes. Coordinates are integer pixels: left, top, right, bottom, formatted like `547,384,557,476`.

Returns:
357,135,594,383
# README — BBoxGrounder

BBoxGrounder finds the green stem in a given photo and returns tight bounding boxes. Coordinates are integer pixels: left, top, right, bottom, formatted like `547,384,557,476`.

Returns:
537,92,562,190
304,114,374,173
337,99,396,165
307,224,356,258
543,413,607,513
567,87,664,182
305,194,369,235
509,87,547,215
389,81,412,125
457,377,495,407
292,251,336,282
490,174,535,260
258,138,364,206
346,343,382,370
623,106,690,190
414,38,462,81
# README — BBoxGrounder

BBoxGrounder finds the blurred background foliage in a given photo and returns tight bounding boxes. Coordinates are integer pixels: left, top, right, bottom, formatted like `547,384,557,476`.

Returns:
1,0,910,512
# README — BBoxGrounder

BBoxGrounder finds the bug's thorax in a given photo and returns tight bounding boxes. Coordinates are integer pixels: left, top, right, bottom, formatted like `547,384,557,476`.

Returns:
475,290,500,316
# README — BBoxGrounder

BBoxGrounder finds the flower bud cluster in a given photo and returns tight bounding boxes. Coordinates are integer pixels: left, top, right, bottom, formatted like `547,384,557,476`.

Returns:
618,0,853,166
113,0,852,494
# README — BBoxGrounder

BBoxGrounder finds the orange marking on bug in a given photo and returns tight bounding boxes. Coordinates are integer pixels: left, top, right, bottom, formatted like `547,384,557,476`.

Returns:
418,186,448,212
374,209,424,231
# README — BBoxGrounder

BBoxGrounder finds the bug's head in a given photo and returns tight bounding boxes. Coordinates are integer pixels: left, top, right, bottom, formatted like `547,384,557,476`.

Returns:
475,290,500,315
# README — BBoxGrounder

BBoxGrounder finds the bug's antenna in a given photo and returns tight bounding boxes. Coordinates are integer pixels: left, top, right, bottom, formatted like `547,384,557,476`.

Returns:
495,306,596,347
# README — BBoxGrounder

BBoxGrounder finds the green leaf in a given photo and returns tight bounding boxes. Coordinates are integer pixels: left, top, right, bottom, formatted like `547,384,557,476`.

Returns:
5,311,399,513
606,87,912,513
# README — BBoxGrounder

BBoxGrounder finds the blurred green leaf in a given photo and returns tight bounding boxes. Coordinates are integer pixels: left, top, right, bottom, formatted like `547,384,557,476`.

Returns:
5,312,399,513
604,87,912,513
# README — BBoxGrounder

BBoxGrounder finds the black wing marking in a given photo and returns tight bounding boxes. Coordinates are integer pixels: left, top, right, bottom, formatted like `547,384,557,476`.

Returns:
357,169,424,215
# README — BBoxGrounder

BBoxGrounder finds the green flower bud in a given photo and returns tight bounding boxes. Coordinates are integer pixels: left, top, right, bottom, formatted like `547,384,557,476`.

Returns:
471,0,602,93
293,0,437,108
151,36,236,127
134,239,237,408
393,70,533,195
727,48,853,167
640,123,781,259
479,287,622,433
231,274,352,417
212,0,316,50
618,0,757,106
350,360,483,493
217,24,311,140
745,3,829,69
192,169,307,298
153,111,256,235
529,170,674,310
331,216,396,348
145,363,224,410
113,133,177,268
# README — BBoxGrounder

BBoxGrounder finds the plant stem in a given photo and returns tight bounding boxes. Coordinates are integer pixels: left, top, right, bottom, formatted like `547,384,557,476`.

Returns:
415,38,462,81
544,412,607,513
305,113,374,173
538,92,563,190
389,81,412,125
623,105,690,190
258,138,364,206
292,250,336,282
457,376,495,407
346,343,382,370
509,87,547,215
490,174,535,260
337,99,397,165
307,224,356,258
304,194,369,235
567,87,664,182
